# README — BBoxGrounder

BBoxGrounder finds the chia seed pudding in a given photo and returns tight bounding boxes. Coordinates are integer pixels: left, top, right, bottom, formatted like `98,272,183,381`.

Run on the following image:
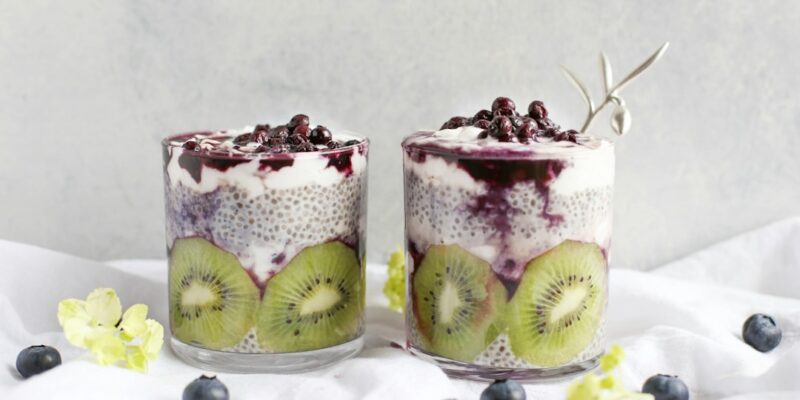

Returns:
162,116,368,372
402,98,613,380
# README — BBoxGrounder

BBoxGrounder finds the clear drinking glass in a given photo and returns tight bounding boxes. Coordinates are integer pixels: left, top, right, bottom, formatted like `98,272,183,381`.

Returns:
162,131,368,373
402,134,614,381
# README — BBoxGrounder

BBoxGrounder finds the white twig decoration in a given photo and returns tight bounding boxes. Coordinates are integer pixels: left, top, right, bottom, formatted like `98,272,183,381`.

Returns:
560,43,669,136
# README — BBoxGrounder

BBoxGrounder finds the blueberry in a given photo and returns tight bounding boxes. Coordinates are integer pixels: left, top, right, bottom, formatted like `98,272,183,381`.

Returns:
743,313,782,352
538,127,559,138
250,129,268,144
490,116,513,142
183,375,229,400
343,139,361,147
528,100,548,120
232,133,252,145
267,136,287,146
516,121,536,142
254,123,270,132
441,116,470,130
287,114,309,131
326,140,341,149
538,117,559,129
293,124,311,138
293,142,316,152
509,115,524,128
642,374,689,400
477,129,489,139
554,130,578,143
309,125,332,145
491,97,516,113
286,134,307,145
473,119,491,129
480,379,526,400
493,107,515,117
269,125,289,139
16,345,61,378
473,109,493,122
182,140,199,150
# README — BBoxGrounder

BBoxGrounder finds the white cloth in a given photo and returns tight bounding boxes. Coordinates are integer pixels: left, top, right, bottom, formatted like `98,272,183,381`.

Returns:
1,218,799,400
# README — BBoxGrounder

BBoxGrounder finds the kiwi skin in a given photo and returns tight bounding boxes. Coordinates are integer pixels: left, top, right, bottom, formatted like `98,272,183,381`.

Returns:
169,237,260,350
506,240,607,367
412,244,507,363
256,241,363,353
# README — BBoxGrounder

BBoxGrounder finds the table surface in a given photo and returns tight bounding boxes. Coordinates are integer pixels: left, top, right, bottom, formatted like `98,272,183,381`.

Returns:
1,217,799,399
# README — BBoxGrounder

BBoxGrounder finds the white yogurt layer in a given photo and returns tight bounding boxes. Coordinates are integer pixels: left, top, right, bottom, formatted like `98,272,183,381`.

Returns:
403,126,608,156
166,130,367,196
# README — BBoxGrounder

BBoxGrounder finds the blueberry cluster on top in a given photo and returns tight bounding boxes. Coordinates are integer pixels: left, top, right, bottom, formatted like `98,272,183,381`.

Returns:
182,114,361,154
441,97,579,144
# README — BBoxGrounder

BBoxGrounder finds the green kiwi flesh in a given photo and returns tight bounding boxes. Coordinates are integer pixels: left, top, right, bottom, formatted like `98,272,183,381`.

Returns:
413,244,506,362
169,237,259,350
257,241,363,352
507,240,607,367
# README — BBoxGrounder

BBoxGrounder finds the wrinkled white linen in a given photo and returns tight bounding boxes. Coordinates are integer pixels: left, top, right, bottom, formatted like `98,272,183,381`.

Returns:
1,218,798,399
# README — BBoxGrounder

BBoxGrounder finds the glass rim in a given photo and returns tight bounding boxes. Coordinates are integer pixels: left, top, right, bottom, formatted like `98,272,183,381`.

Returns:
162,131,369,161
401,133,613,161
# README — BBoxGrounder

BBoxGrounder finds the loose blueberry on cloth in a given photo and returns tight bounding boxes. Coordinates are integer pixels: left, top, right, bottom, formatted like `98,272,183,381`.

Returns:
480,379,526,400
15,345,61,378
742,313,782,352
183,375,229,400
641,374,689,400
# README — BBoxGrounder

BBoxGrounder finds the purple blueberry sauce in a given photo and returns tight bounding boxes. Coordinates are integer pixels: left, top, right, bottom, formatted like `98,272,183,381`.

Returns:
163,127,367,185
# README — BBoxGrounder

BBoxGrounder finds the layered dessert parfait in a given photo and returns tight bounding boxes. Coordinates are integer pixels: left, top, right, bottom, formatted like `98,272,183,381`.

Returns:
162,115,368,372
402,97,613,380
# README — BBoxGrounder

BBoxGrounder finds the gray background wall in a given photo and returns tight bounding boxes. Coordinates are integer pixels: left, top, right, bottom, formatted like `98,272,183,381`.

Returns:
2,0,799,269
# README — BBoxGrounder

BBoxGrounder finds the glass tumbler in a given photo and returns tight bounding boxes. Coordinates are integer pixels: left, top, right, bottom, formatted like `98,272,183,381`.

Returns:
402,134,614,381
162,132,368,373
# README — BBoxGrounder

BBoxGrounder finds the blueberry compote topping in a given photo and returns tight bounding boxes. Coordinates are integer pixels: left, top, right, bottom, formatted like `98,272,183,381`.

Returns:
165,114,366,183
176,114,362,155
438,97,584,145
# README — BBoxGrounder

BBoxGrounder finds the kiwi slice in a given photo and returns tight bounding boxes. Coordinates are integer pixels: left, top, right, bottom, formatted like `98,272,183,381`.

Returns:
169,237,259,350
412,244,506,363
507,240,607,367
256,241,363,352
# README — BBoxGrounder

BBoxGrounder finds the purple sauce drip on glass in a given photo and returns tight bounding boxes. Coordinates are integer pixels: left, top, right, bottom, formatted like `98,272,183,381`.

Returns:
259,158,294,172
325,149,355,176
404,144,568,290
177,153,250,184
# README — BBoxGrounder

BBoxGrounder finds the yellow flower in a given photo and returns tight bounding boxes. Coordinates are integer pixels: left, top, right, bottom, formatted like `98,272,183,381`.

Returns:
566,373,601,400
126,346,148,373
383,248,406,312
141,319,164,360
119,304,148,341
58,288,121,348
57,288,164,372
86,288,122,326
565,345,654,400
599,344,624,372
89,334,126,366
